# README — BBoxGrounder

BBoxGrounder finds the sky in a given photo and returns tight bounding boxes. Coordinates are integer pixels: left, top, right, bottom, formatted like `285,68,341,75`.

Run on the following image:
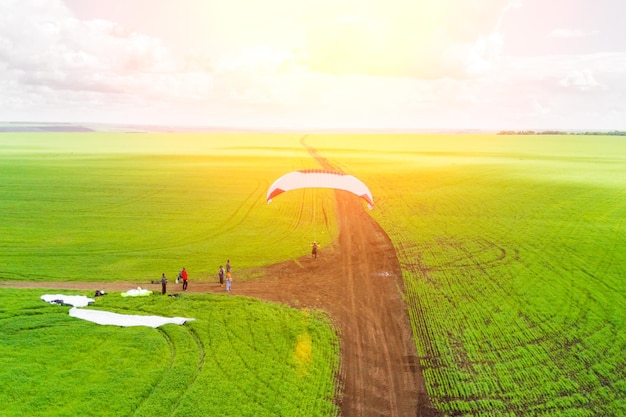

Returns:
1,0,625,130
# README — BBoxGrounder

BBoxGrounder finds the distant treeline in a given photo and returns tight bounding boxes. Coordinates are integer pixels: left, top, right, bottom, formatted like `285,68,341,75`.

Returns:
497,130,626,136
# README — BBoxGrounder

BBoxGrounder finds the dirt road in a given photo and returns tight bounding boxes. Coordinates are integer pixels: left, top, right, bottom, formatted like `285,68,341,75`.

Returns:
236,191,437,417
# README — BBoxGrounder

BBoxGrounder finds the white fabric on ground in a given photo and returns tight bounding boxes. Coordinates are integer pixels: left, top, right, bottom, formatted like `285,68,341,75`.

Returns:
41,294,95,308
121,287,152,297
69,307,195,328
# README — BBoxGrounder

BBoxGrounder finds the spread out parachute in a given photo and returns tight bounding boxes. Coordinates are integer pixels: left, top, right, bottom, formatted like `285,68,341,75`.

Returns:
266,169,374,209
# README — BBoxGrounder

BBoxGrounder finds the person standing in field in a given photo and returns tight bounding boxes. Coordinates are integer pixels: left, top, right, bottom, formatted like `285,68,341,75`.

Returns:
225,271,232,292
226,259,231,275
161,273,167,295
311,241,319,259
181,267,188,291
218,265,225,287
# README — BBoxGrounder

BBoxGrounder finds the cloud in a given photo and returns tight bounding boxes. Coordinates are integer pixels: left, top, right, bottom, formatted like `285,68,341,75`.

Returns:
0,0,214,114
304,0,514,79
215,45,307,75
559,69,603,91
548,28,599,38
531,99,550,116
2,0,625,130
476,53,626,129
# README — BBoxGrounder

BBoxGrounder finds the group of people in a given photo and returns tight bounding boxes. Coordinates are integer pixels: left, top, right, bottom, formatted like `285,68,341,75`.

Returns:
157,242,318,296
158,260,234,295
157,241,321,296
218,259,233,291
159,267,188,295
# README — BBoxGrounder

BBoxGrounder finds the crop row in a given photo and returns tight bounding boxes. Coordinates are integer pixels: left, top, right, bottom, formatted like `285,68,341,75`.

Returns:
364,157,626,416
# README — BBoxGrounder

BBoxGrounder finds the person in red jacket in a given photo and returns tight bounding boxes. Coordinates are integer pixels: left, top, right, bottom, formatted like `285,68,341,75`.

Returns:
181,267,188,291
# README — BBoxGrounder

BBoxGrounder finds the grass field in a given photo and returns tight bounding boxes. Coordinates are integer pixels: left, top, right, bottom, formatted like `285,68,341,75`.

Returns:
1,133,625,416
0,288,340,417
0,133,338,282
308,134,626,416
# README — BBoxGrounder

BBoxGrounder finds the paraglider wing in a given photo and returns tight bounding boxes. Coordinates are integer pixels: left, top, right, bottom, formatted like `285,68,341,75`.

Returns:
266,169,374,208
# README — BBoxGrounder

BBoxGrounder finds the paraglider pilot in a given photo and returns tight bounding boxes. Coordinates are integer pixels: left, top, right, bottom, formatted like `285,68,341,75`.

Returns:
311,241,319,259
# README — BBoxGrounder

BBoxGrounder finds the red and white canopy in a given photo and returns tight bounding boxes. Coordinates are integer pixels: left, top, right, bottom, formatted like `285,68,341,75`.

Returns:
267,169,373,208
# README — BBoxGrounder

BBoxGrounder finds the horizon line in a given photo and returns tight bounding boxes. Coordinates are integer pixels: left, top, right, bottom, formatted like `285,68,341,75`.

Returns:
0,121,624,134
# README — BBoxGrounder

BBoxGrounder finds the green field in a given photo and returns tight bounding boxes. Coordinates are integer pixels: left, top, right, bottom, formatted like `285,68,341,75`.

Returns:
310,134,626,416
1,133,625,416
0,288,339,417
0,133,338,281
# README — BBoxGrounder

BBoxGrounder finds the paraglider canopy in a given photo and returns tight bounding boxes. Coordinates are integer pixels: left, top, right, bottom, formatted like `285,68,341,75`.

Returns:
267,169,374,209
